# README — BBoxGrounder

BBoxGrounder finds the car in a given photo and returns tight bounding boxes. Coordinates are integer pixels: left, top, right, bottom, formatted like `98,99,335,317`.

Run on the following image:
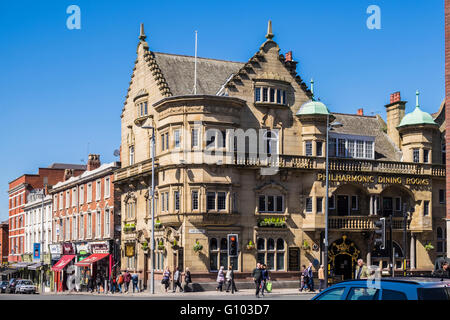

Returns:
7,278,20,294
312,277,450,300
0,281,8,293
14,280,37,294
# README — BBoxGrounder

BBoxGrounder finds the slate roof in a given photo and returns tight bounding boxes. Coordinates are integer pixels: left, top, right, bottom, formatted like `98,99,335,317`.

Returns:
331,113,402,161
48,163,87,170
153,52,244,96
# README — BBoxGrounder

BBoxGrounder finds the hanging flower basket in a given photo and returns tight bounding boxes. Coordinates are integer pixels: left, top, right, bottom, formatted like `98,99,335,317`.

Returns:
141,242,149,251
302,240,311,251
123,223,136,233
157,241,165,251
171,239,179,249
424,243,434,251
246,240,256,250
154,220,162,229
193,241,203,253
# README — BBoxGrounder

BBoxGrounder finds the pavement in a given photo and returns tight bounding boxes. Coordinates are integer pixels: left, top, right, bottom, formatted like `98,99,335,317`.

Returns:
0,288,317,300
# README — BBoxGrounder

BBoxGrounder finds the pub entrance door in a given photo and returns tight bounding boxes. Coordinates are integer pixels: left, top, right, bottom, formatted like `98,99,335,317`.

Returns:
334,254,353,280
337,195,349,216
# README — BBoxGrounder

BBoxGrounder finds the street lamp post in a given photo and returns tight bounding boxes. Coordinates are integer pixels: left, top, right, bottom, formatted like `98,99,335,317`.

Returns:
324,114,342,289
142,122,155,294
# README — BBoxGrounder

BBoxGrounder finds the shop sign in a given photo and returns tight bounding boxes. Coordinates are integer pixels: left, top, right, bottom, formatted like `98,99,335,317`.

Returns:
62,243,75,255
317,173,429,186
90,241,110,254
49,244,62,256
125,244,135,257
76,243,90,255
188,228,205,234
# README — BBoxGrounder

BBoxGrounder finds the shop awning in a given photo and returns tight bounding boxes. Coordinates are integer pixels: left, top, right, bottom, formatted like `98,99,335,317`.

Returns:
28,262,44,270
75,253,109,267
51,255,76,271
10,262,34,269
0,269,17,276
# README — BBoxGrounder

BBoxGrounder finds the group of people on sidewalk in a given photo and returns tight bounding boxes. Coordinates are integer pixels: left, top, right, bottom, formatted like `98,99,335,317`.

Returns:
161,266,192,293
85,270,140,294
252,263,270,298
216,266,239,293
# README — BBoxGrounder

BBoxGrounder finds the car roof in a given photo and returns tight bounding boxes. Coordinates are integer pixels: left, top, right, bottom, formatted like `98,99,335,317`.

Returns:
336,277,450,286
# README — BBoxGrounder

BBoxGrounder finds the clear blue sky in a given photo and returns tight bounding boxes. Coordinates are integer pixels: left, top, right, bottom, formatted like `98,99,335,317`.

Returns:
0,0,444,222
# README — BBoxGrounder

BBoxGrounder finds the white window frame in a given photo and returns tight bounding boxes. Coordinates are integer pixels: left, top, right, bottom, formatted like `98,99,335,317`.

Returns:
104,177,110,199
87,183,92,203
96,211,101,239
79,185,84,204
72,188,78,207
104,208,110,237
96,180,101,201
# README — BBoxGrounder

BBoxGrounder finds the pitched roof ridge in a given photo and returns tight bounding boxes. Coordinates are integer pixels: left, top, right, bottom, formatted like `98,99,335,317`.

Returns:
153,51,245,64
331,112,377,118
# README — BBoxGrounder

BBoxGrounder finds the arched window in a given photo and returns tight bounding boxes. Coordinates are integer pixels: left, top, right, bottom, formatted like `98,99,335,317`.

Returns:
257,237,285,271
209,237,235,271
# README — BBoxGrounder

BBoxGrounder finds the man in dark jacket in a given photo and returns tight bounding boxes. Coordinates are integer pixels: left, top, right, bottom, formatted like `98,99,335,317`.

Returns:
433,261,450,278
123,270,131,294
252,263,263,298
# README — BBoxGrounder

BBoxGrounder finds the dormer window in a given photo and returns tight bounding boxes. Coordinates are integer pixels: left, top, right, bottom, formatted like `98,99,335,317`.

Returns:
255,86,287,106
329,133,375,160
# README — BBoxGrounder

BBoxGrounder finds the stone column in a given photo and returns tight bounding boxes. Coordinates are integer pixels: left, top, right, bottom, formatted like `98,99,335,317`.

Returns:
366,251,371,266
369,196,373,215
410,234,416,270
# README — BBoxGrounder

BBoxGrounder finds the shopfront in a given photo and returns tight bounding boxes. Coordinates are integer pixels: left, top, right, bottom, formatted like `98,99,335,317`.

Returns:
75,241,112,291
51,243,76,292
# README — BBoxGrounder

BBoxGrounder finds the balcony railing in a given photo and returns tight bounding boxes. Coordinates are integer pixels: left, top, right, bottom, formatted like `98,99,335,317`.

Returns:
329,216,407,231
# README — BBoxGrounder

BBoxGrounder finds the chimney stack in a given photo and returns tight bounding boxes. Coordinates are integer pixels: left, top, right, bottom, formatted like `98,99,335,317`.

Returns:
64,169,74,181
285,51,293,62
357,108,364,116
385,91,406,148
87,154,101,171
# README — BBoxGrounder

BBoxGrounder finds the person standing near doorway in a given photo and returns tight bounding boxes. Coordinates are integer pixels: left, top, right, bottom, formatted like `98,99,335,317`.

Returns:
355,259,369,279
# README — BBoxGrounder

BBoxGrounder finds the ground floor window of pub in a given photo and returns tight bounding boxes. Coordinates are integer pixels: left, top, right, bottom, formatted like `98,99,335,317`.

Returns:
437,227,447,257
209,238,238,271
257,238,285,271
127,255,136,270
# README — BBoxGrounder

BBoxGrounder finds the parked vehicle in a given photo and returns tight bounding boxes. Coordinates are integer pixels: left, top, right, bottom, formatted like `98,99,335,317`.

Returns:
312,278,450,300
0,281,8,293
14,280,37,294
7,278,20,294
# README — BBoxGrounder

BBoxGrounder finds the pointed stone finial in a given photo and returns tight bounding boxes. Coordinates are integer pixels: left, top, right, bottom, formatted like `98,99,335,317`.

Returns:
266,20,274,40
416,90,420,107
139,23,146,41
311,79,315,99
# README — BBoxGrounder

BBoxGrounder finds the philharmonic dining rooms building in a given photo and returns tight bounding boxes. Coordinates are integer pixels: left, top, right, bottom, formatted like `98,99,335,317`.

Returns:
114,21,448,284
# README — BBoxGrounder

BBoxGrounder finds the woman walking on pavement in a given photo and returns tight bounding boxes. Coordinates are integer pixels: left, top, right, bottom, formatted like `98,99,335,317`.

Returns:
318,265,325,292
173,267,184,293
117,273,123,293
260,264,269,296
162,267,171,293
184,267,192,292
225,265,237,294
299,265,307,292
216,266,225,292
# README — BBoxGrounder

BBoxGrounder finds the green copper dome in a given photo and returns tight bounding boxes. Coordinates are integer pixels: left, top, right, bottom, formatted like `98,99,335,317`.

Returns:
296,100,330,116
397,106,437,128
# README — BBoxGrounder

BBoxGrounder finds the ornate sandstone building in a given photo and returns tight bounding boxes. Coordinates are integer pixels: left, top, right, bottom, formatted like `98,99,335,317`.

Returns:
115,21,447,285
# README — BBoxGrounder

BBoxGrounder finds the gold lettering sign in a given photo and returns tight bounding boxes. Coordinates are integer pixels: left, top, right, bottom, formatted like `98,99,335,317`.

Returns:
317,173,429,186
125,244,135,257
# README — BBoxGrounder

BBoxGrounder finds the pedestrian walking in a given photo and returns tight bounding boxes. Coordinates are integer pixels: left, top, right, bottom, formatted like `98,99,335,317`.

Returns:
216,266,225,292
173,267,184,292
96,275,102,294
355,259,369,280
299,265,307,292
110,274,117,294
252,263,263,298
184,267,192,292
306,263,314,292
87,274,94,293
318,265,325,292
132,272,139,293
117,273,124,293
162,267,171,292
123,270,131,293
225,266,237,294
260,264,270,296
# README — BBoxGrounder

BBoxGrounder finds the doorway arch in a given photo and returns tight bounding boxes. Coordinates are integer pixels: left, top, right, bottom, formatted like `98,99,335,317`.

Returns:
328,235,361,280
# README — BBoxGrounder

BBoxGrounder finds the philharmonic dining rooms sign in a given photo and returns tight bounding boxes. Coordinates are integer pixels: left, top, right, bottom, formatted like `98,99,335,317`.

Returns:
316,173,430,186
